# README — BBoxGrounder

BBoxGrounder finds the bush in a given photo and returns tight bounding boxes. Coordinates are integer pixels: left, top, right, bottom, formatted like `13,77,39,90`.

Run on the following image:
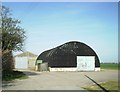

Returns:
2,70,28,81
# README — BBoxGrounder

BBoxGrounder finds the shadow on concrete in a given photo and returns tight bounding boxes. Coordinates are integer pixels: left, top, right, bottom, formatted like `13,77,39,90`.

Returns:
2,70,40,88
2,82,15,88
85,75,109,92
22,71,40,76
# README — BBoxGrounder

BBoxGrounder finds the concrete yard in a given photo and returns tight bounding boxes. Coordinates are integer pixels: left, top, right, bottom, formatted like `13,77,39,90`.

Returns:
2,70,119,91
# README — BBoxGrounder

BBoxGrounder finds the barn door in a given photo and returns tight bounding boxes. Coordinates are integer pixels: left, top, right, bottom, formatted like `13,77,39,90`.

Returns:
77,56,95,71
15,57,28,69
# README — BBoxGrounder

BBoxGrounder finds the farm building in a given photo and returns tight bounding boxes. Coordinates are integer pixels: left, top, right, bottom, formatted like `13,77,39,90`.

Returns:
36,41,100,71
14,51,38,70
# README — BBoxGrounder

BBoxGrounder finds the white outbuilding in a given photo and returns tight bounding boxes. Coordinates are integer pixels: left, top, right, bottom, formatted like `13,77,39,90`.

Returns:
14,51,38,70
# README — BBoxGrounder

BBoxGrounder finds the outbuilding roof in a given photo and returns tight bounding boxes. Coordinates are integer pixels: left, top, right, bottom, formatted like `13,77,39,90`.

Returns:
15,51,38,57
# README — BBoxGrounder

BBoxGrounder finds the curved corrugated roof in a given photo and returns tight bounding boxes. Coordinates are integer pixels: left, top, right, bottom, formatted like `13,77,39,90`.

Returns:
37,41,100,67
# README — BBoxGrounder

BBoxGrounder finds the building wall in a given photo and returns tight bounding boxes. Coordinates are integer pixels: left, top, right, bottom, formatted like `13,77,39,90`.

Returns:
49,67,100,71
36,63,49,71
15,57,28,69
77,56,95,71
36,56,101,72
28,57,37,70
15,56,37,70
49,68,77,71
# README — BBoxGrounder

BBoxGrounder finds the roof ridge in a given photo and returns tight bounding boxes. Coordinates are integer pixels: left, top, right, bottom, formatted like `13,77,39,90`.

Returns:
15,51,38,57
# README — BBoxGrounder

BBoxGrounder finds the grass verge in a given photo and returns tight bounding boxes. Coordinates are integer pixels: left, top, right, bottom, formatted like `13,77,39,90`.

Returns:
101,63,120,70
2,70,28,81
83,80,120,92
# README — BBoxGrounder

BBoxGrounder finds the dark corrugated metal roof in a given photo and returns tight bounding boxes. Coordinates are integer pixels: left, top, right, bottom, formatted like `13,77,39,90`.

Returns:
37,41,100,67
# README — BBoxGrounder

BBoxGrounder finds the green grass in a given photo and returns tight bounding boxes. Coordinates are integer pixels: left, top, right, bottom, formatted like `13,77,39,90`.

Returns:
101,63,120,70
83,80,120,92
2,70,28,81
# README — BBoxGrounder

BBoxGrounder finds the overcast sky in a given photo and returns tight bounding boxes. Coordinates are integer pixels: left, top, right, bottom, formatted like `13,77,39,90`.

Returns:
3,2,118,63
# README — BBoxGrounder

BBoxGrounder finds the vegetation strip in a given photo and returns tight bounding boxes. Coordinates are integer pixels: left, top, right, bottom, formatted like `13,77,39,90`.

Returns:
83,80,120,91
2,70,28,81
85,75,109,92
101,63,120,70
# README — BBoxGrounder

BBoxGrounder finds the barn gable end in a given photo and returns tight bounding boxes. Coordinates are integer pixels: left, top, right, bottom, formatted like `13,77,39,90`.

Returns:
14,51,38,70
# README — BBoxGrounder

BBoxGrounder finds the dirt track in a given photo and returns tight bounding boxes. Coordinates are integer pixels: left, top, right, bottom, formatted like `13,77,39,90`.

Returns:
2,70,119,90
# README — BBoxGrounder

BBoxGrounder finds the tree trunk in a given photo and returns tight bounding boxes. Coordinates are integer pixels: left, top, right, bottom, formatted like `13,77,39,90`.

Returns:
2,50,14,72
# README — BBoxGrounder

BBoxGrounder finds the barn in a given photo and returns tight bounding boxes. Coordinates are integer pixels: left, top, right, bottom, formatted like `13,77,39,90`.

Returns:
36,41,100,71
14,51,38,70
